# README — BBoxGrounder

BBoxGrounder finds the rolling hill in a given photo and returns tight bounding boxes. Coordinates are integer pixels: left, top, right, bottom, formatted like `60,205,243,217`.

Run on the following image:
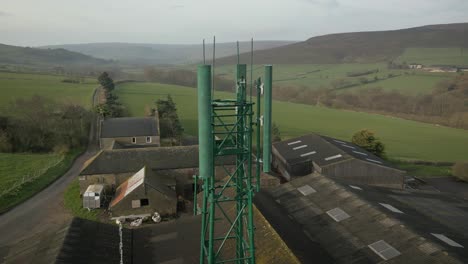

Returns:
41,41,295,65
216,23,468,65
0,43,111,67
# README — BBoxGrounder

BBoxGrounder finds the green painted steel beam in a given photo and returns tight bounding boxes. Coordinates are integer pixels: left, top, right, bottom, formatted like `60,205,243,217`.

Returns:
263,65,273,173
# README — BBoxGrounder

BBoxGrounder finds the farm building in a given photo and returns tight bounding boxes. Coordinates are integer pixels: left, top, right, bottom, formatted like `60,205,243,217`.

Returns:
255,172,468,263
272,134,405,188
409,63,423,69
1,209,299,263
100,117,160,149
109,166,177,217
79,145,235,201
79,146,199,195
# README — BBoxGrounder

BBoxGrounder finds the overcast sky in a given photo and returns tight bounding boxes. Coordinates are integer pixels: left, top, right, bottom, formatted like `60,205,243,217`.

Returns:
1,0,467,46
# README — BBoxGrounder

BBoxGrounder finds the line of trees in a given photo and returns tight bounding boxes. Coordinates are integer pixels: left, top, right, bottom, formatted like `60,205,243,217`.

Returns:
272,74,468,129
0,96,91,153
94,72,124,118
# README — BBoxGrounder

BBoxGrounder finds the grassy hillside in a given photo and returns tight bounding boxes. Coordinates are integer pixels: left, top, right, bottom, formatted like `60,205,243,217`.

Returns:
0,43,111,67
0,71,97,108
217,23,468,65
42,41,295,65
396,48,468,66
116,82,468,162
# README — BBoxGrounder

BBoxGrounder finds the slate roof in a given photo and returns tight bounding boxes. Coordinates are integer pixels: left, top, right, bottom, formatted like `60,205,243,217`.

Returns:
80,146,198,175
273,134,399,169
101,117,158,138
80,145,234,175
258,173,467,263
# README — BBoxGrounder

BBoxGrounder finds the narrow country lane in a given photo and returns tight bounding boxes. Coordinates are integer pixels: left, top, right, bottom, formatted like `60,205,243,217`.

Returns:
0,87,100,253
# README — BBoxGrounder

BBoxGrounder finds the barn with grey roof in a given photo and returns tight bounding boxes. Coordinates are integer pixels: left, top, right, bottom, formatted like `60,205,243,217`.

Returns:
272,134,405,188
79,145,236,210
100,117,160,149
255,172,468,263
79,146,202,197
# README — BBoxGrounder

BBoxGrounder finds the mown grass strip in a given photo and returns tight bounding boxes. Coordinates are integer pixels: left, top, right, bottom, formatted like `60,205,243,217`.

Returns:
0,148,83,214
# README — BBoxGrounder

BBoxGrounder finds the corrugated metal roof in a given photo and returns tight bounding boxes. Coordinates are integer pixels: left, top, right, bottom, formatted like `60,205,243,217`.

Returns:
273,134,349,166
257,173,468,263
124,167,145,196
320,135,395,168
101,117,158,138
110,166,176,208
272,133,401,170
110,179,129,207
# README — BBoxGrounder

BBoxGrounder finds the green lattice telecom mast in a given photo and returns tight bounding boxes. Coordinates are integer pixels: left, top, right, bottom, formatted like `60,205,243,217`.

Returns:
194,40,273,264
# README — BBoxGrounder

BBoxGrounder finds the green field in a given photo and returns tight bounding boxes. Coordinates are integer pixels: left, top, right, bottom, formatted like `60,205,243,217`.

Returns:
116,82,468,162
348,73,450,95
215,63,384,88
0,149,82,213
212,63,451,95
396,48,468,66
0,71,97,108
391,160,452,178
0,153,63,194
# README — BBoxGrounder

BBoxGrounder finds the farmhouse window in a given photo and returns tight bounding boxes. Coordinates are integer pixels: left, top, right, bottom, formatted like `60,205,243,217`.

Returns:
132,137,136,143
146,136,152,143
